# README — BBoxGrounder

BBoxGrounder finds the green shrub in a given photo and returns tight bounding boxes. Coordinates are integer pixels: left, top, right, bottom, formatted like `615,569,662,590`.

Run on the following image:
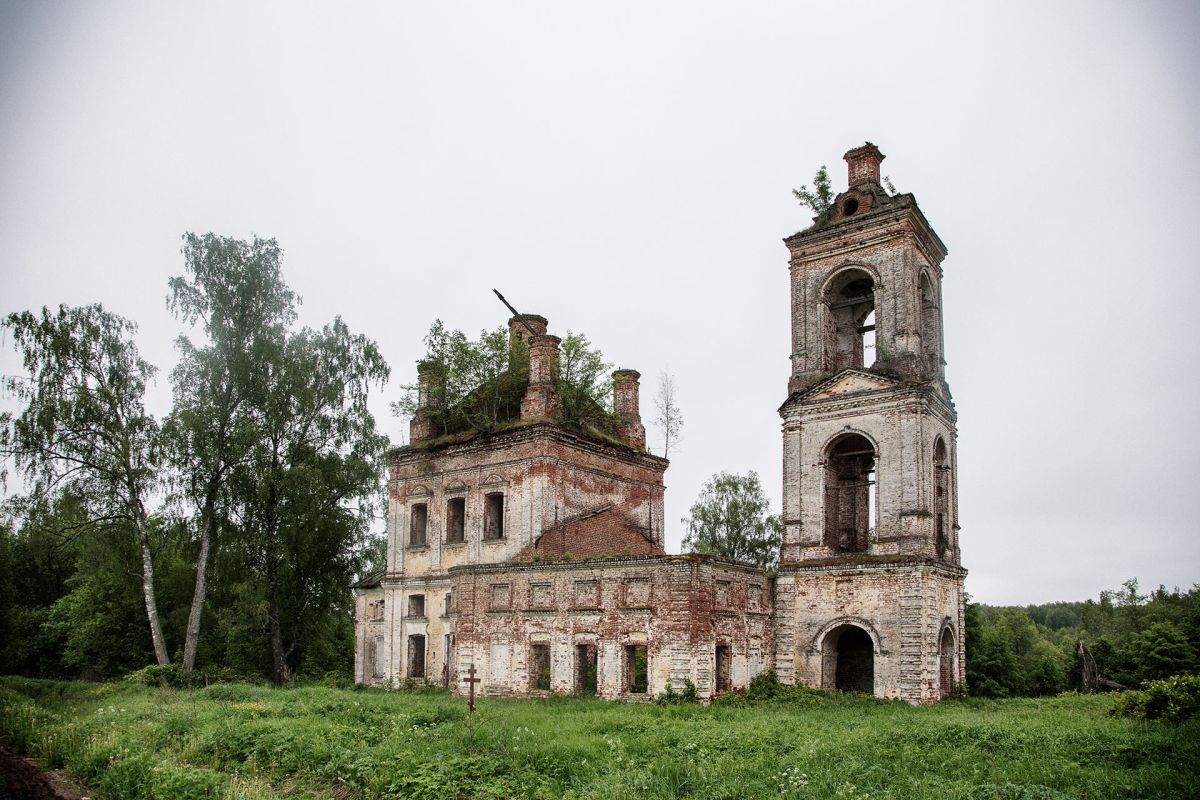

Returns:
123,664,261,689
747,670,782,700
124,664,186,688
655,679,697,705
1113,674,1200,723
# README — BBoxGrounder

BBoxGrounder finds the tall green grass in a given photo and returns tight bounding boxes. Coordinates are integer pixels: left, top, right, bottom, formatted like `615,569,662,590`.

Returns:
2,676,1196,799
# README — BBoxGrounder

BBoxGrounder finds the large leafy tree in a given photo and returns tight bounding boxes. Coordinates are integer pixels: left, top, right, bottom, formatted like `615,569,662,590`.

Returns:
164,232,297,672
1,305,171,664
235,319,389,684
682,471,782,572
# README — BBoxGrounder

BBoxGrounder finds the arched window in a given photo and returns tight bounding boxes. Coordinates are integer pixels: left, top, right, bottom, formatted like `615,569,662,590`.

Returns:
823,269,875,372
933,437,949,558
920,273,940,375
824,433,876,552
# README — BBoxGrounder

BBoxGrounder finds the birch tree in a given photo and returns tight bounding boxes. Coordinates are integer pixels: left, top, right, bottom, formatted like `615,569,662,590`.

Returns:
653,370,683,458
1,305,171,664
164,232,296,673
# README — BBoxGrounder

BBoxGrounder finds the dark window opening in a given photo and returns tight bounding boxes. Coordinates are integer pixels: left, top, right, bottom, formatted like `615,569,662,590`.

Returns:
446,497,465,543
824,433,876,552
715,645,732,694
576,644,598,695
842,197,859,216
408,634,426,679
625,644,648,694
408,594,425,618
823,271,876,372
444,592,453,616
484,492,505,539
410,503,428,547
933,438,949,558
530,644,551,691
443,633,453,687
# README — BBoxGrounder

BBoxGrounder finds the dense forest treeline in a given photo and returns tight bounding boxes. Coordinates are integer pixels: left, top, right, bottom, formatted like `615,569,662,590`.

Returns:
966,579,1200,696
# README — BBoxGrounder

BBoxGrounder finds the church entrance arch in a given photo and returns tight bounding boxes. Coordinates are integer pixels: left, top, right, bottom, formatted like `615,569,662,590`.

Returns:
820,624,875,694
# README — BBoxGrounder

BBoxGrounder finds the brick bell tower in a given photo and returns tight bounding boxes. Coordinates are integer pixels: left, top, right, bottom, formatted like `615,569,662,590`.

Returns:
772,143,966,703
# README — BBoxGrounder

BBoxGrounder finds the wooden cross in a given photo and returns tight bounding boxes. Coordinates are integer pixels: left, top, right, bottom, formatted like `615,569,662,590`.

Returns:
463,663,481,714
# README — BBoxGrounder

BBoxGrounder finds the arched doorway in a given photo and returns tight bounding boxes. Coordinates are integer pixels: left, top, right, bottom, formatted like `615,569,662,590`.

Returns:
821,624,875,694
939,627,957,697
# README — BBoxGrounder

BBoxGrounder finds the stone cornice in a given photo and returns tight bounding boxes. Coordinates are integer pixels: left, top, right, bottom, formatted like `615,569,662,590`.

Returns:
779,378,957,424
784,198,948,267
391,421,668,472
778,556,967,579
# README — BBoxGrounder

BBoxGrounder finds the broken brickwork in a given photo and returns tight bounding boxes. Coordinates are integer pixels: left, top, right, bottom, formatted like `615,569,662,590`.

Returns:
354,142,966,704
448,555,772,700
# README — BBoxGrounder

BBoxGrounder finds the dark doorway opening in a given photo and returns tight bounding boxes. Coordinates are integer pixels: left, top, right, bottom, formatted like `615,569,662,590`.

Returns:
575,643,597,695
822,625,873,694
530,643,551,691
625,644,648,694
407,634,426,679
715,644,732,693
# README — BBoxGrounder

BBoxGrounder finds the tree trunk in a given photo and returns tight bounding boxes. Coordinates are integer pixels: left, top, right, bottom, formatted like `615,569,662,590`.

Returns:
136,521,170,666
181,496,217,672
268,556,286,685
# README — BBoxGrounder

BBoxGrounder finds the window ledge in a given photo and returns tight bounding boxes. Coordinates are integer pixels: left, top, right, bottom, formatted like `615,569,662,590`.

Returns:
406,544,430,552
444,540,467,547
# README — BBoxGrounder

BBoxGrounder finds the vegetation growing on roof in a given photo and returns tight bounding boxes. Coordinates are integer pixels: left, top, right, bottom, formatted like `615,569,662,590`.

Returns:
392,321,620,443
792,165,834,216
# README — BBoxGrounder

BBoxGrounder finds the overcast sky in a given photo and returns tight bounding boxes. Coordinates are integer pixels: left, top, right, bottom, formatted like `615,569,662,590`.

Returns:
2,1,1197,605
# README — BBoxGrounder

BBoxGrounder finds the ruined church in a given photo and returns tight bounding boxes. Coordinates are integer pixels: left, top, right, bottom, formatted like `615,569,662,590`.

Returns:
354,144,965,704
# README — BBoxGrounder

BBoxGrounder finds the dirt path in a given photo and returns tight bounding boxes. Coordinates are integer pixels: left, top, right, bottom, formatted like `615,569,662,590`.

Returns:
0,747,92,800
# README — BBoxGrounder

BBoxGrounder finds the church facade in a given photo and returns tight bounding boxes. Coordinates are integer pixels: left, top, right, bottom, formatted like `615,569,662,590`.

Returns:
354,144,965,703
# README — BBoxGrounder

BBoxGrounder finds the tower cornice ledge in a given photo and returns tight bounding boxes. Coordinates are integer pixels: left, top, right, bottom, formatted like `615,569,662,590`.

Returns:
778,555,967,578
784,201,948,267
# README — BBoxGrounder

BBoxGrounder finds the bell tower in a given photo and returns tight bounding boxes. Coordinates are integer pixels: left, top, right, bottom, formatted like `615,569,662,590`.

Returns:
773,143,966,703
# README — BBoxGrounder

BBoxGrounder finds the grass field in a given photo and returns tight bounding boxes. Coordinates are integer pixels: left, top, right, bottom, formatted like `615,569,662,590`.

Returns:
1,676,1197,800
